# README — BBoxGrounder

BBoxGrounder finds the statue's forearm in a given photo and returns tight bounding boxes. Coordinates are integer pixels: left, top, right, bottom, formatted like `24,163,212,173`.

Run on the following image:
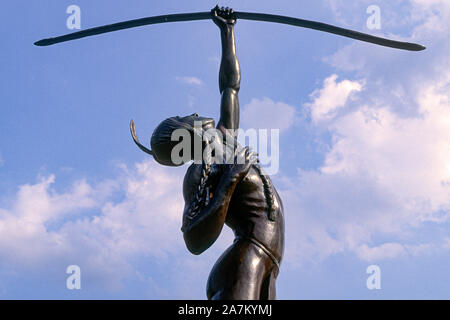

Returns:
217,24,241,132
183,174,238,254
218,25,241,93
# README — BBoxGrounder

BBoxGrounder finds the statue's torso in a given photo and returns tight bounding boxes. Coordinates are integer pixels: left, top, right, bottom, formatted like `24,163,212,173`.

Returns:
184,163,285,262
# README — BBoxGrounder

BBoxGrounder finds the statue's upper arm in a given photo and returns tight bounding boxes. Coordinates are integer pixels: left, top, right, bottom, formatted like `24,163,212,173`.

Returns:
183,164,199,202
181,164,202,231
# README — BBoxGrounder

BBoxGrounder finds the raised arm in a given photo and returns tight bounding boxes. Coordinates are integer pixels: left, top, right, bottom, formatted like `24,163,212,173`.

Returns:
212,6,241,134
181,7,249,256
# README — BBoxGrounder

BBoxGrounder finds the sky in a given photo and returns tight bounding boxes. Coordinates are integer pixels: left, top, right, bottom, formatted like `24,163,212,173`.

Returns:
0,0,449,299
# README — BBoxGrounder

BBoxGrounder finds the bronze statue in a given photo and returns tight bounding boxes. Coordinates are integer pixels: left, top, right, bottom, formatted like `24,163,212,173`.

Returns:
35,5,425,300
132,7,285,300
182,7,284,300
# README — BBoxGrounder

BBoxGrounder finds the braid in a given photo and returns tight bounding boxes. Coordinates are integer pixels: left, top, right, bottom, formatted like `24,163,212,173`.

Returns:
186,137,214,220
254,164,277,221
186,162,211,220
186,140,277,222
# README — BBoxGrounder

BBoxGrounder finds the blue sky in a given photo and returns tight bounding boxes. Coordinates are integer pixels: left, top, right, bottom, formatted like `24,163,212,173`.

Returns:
0,0,449,299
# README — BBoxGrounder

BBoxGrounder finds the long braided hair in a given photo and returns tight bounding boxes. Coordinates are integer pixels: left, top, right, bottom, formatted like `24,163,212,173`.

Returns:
186,161,212,221
186,140,277,222
254,164,277,221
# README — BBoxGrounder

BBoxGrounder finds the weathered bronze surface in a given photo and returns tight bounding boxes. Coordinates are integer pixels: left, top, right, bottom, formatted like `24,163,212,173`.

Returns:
199,8,284,300
35,5,426,300
148,7,285,300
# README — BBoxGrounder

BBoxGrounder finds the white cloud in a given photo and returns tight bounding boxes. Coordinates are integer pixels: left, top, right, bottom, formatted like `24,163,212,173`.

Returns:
356,242,440,261
322,80,450,214
0,160,232,295
356,243,406,261
175,76,204,86
305,74,362,122
208,56,220,72
443,238,450,249
280,67,450,266
323,43,366,73
241,97,296,132
267,0,450,271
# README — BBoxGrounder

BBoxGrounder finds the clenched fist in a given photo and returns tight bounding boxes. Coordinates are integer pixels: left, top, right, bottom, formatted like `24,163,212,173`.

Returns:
211,5,236,28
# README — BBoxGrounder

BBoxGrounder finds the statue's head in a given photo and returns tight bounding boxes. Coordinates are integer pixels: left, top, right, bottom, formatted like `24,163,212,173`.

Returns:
150,113,215,166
